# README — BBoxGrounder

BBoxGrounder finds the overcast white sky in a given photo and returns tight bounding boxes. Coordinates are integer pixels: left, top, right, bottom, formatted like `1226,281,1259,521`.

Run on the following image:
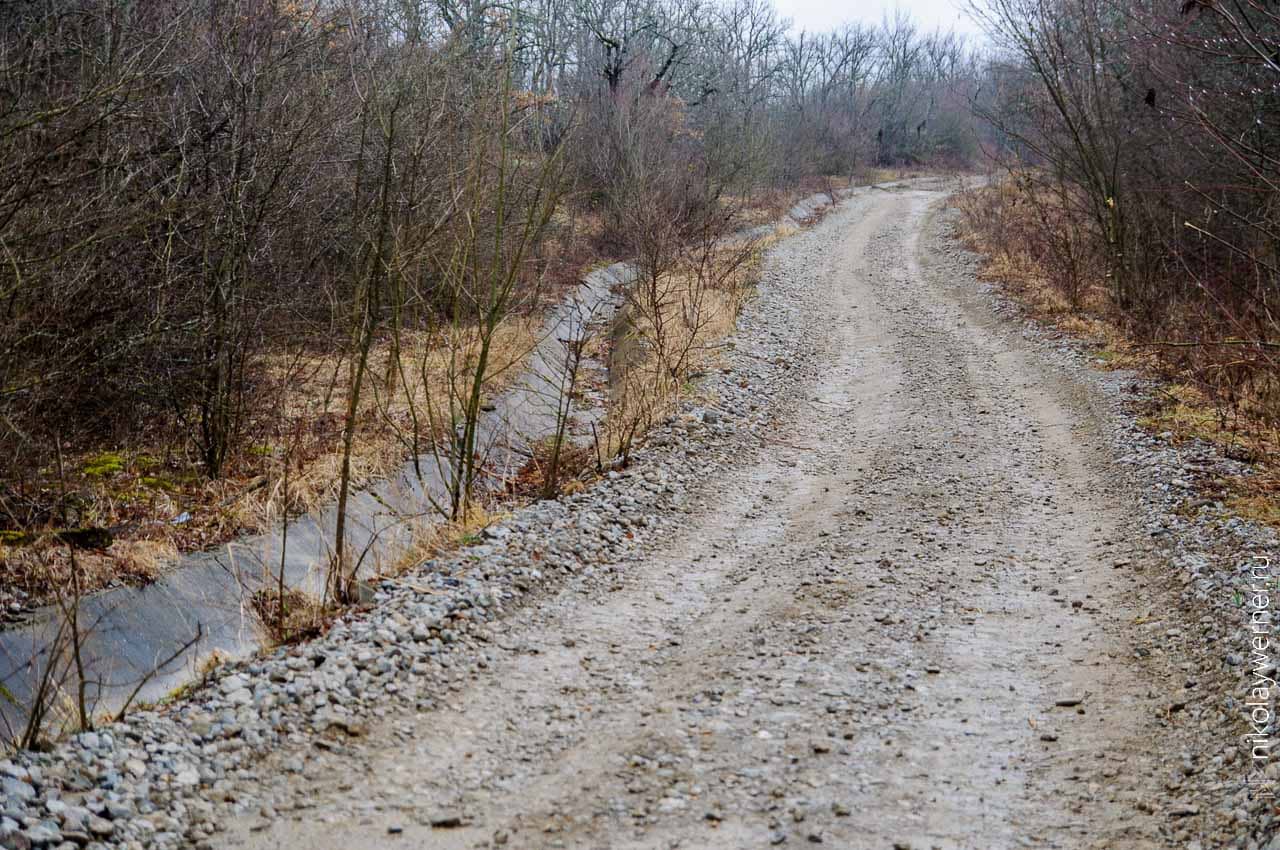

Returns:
772,0,986,40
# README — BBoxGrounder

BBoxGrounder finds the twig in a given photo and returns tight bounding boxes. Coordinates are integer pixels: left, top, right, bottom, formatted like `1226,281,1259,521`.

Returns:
1136,339,1280,351
113,624,204,723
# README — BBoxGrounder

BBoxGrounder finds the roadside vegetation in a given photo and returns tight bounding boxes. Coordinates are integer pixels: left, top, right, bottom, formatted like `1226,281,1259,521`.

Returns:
958,0,1280,523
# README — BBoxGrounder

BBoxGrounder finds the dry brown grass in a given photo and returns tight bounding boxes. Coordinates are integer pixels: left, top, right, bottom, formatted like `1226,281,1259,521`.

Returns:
250,587,334,646
536,203,612,302
592,224,785,467
240,320,537,527
1227,487,1280,526
1137,384,1244,446
381,501,495,577
0,537,173,606
954,178,1171,374
955,175,1280,526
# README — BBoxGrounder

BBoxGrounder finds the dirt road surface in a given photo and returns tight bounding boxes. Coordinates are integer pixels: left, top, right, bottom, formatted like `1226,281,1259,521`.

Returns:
218,182,1234,849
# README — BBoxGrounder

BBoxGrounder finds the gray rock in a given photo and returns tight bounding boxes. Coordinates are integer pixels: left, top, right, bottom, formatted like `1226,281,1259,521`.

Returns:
0,830,30,850
0,779,34,803
103,800,134,821
428,811,463,829
225,688,253,707
55,807,88,833
219,674,249,695
23,823,59,846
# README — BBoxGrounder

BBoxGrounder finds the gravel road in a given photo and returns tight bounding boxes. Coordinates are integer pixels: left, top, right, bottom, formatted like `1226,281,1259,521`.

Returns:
191,181,1264,849
4,180,1262,850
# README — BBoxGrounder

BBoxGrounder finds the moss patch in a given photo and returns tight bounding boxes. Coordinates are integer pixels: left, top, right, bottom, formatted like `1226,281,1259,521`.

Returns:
83,452,125,477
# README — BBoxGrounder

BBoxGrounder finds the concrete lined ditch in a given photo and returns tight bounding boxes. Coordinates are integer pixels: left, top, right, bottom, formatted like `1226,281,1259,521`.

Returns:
0,193,834,730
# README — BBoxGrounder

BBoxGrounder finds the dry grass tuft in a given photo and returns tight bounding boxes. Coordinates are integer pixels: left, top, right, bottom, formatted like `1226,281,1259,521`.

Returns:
250,587,334,646
506,437,597,498
595,228,776,466
1228,487,1280,526
0,536,175,603
1138,384,1235,445
377,502,496,579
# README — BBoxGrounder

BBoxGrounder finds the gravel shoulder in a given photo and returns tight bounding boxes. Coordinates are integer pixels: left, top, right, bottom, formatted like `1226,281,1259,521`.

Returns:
1,179,1271,850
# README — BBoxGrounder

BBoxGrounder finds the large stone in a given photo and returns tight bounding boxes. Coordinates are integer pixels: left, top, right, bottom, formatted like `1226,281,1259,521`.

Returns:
23,823,60,846
0,778,34,803
225,689,253,707
219,674,249,695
